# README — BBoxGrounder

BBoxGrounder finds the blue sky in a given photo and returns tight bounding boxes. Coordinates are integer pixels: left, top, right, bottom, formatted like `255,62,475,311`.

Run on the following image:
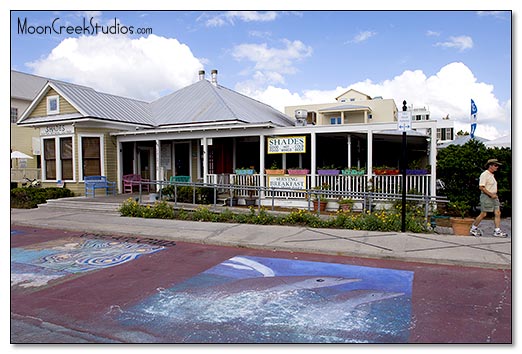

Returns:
9,9,512,139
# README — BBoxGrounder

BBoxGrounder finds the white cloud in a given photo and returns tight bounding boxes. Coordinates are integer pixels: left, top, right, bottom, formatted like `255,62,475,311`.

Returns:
232,39,313,87
426,30,440,37
349,30,377,43
435,35,473,52
27,34,204,101
242,62,510,140
201,11,279,27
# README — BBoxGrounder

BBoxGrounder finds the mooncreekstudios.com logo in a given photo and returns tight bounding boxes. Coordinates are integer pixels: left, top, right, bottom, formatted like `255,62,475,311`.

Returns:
17,17,153,36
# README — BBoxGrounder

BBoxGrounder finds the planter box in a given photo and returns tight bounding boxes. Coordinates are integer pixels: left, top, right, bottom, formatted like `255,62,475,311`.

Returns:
235,169,255,175
265,169,285,175
287,169,310,175
374,169,399,175
406,169,428,175
318,169,340,176
342,169,365,176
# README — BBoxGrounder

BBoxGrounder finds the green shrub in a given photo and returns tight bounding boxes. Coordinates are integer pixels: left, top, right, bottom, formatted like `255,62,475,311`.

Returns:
10,187,74,209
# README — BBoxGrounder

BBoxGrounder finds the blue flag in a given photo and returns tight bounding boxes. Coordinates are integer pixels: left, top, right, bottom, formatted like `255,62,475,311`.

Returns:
470,99,477,138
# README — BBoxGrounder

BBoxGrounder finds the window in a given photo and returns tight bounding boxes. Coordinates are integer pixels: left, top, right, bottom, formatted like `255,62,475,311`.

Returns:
43,139,56,179
10,107,18,123
445,128,453,140
47,95,59,115
437,129,442,141
330,117,342,125
82,136,101,177
368,114,373,120
60,137,73,180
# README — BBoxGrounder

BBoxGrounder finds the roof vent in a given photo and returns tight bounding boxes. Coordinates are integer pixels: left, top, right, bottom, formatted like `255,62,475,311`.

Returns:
211,69,218,86
294,109,308,126
198,70,205,81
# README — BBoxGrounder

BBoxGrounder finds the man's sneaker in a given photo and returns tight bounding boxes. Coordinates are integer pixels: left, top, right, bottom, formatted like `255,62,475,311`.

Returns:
493,230,508,238
470,227,482,237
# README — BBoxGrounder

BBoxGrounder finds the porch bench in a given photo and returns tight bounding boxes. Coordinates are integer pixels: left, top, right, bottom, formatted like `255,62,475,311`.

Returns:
170,175,190,183
84,176,116,197
123,174,150,193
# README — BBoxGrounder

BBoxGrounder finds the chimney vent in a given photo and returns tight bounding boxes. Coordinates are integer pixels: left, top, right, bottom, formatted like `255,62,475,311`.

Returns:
211,69,218,86
198,70,205,81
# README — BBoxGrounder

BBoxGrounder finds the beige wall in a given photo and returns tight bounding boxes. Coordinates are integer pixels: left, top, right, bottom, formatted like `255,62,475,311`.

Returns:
285,98,397,125
29,88,79,118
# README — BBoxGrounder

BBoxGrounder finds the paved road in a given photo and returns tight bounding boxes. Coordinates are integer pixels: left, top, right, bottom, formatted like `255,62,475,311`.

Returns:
11,225,511,343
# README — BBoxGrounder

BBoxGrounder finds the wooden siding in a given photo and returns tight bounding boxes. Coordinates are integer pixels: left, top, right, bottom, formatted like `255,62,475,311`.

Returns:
29,88,79,117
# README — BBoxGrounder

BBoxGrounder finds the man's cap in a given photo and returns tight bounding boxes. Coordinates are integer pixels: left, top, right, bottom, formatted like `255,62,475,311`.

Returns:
485,158,502,168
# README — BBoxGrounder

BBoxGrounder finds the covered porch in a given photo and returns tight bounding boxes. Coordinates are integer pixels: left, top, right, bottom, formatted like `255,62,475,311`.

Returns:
112,120,438,205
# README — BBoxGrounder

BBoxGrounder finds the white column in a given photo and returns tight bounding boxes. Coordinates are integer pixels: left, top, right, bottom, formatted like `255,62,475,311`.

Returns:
347,134,352,168
311,131,317,189
116,138,122,193
430,127,437,196
367,129,373,180
259,134,265,190
155,139,161,191
202,137,209,183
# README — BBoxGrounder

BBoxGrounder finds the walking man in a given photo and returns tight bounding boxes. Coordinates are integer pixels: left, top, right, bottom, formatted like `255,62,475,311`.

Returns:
470,159,508,237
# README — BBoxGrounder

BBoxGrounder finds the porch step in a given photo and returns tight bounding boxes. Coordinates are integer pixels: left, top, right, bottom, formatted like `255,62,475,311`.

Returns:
38,197,121,213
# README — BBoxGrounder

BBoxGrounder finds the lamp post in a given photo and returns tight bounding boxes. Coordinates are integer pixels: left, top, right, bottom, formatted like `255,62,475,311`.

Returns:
401,100,408,232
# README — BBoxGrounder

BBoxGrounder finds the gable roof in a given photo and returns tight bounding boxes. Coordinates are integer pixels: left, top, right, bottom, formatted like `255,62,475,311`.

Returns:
11,70,48,101
335,88,372,101
17,73,294,128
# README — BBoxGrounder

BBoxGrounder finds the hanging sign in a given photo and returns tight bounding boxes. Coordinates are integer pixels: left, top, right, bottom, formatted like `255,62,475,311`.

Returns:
268,175,306,190
267,136,306,154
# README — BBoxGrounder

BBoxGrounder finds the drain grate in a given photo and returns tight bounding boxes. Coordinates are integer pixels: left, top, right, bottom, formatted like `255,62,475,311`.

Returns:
80,232,176,247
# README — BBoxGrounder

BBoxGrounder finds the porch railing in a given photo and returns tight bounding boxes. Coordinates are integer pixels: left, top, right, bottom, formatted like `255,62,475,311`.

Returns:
10,168,41,182
209,173,432,198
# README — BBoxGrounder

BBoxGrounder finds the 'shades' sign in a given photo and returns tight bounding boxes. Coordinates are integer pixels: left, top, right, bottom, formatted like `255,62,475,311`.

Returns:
267,136,306,154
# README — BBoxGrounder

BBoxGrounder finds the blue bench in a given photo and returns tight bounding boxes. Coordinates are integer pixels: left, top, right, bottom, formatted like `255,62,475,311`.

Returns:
84,176,116,197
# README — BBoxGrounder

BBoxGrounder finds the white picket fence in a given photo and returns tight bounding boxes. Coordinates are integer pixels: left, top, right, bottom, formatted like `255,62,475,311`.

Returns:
207,173,432,199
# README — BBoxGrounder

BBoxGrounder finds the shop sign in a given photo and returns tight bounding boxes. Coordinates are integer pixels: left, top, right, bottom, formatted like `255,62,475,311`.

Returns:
268,175,306,190
40,124,75,136
267,136,306,154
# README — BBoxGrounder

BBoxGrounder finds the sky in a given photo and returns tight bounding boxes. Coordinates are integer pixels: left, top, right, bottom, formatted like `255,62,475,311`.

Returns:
8,8,513,141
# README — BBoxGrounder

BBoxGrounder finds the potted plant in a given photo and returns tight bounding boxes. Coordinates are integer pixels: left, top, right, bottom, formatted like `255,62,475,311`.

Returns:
265,161,285,175
243,175,256,206
338,197,355,212
288,167,310,175
318,165,340,176
448,201,474,236
311,183,329,212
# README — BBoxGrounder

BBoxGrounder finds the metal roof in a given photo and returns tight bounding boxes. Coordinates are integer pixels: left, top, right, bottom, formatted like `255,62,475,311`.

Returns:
151,80,294,127
11,70,48,101
17,73,294,128
318,104,371,112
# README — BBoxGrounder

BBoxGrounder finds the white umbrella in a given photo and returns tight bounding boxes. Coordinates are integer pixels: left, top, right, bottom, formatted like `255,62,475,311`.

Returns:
11,151,33,159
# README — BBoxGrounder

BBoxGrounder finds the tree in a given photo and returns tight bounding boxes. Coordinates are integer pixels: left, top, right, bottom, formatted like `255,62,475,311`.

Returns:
437,140,512,216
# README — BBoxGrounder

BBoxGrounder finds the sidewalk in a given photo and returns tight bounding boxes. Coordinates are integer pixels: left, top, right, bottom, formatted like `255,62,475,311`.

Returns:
10,202,511,270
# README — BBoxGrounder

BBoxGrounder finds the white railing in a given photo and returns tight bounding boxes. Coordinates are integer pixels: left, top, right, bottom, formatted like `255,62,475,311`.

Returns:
207,173,432,198
11,168,41,182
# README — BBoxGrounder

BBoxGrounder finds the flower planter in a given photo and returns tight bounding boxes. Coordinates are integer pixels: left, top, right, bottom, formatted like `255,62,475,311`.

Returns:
265,169,285,175
406,169,428,175
341,169,365,176
450,217,474,236
244,198,256,206
318,169,340,176
374,169,399,175
235,169,255,175
287,169,310,175
313,200,327,212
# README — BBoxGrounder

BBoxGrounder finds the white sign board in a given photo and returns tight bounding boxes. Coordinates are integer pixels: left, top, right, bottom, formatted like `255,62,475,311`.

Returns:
268,175,306,190
267,136,306,154
397,111,412,131
40,124,75,136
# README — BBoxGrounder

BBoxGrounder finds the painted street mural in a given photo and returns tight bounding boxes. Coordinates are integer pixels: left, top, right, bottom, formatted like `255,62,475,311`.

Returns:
11,237,165,289
115,256,414,343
